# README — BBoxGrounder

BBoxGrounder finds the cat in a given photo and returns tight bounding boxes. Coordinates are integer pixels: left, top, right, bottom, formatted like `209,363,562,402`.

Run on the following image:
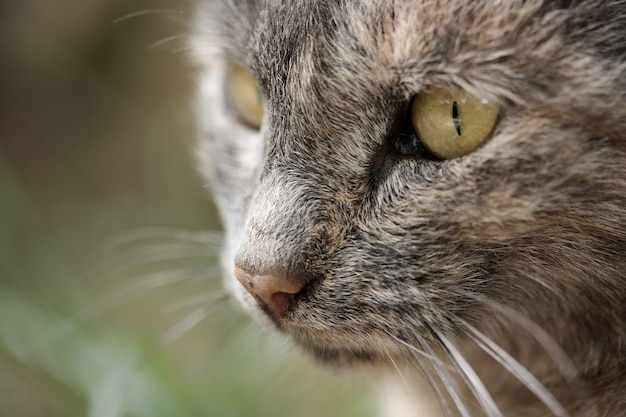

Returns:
189,0,626,416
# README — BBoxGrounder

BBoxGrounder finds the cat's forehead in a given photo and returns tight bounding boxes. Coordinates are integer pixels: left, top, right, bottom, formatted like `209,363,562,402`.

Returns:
193,0,584,147
195,0,568,99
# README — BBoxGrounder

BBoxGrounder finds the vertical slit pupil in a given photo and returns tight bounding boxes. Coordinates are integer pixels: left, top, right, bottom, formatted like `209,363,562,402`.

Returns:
452,101,461,136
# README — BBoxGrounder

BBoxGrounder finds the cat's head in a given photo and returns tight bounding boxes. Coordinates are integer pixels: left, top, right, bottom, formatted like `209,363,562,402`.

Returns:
191,0,626,367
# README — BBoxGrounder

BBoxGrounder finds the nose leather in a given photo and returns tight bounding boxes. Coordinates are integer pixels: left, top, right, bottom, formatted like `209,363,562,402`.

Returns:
234,265,303,318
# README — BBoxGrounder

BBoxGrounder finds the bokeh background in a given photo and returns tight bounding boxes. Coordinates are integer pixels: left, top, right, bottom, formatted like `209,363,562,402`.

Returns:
0,1,375,416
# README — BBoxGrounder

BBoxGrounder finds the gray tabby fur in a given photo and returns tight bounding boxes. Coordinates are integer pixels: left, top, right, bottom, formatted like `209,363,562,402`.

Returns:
190,0,626,415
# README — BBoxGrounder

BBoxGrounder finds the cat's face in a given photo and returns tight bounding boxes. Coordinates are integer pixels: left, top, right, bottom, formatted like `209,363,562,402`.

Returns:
192,0,626,368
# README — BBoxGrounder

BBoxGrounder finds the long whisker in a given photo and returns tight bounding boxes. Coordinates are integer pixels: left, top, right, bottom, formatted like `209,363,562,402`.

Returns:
455,316,570,417
431,326,504,417
96,244,220,278
112,9,186,25
383,331,457,417
410,332,459,417
148,34,189,51
75,265,222,330
451,288,578,381
385,349,411,390
80,228,225,326
164,290,229,314
125,266,222,292
103,227,222,250
420,287,572,416
95,230,223,297
392,332,471,417
160,294,230,345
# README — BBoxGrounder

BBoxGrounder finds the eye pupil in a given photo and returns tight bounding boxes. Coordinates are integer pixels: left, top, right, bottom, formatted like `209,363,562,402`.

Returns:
410,87,500,159
452,101,461,136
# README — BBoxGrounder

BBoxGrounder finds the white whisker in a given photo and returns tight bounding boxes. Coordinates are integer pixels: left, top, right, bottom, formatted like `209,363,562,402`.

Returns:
164,290,229,314
127,265,221,291
170,45,196,55
112,9,185,25
103,227,222,250
78,266,222,323
456,317,570,417
392,331,471,417
457,289,578,382
97,244,220,276
127,266,222,292
148,34,189,51
160,302,225,345
432,327,504,417
409,332,458,417
386,350,411,389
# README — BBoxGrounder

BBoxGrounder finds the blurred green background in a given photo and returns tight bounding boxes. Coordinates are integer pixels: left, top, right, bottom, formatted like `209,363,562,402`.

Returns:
0,1,375,416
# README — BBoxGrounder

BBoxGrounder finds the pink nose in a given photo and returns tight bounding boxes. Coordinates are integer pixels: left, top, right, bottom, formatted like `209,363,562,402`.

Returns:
234,265,303,318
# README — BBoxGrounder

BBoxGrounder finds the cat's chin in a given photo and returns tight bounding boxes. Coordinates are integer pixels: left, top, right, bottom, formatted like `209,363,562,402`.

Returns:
296,338,390,367
280,325,408,368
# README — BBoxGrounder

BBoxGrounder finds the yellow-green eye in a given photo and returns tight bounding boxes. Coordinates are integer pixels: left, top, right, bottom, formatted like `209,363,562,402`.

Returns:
226,64,264,130
410,87,499,159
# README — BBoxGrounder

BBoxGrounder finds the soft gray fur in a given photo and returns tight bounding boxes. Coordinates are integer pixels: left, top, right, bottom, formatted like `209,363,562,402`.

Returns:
190,1,626,416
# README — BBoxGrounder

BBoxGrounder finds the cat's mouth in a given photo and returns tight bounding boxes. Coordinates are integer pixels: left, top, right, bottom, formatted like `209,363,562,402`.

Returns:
234,265,407,364
279,300,408,365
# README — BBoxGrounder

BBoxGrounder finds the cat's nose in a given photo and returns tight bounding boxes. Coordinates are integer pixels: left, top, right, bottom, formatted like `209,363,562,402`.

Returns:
234,265,303,318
